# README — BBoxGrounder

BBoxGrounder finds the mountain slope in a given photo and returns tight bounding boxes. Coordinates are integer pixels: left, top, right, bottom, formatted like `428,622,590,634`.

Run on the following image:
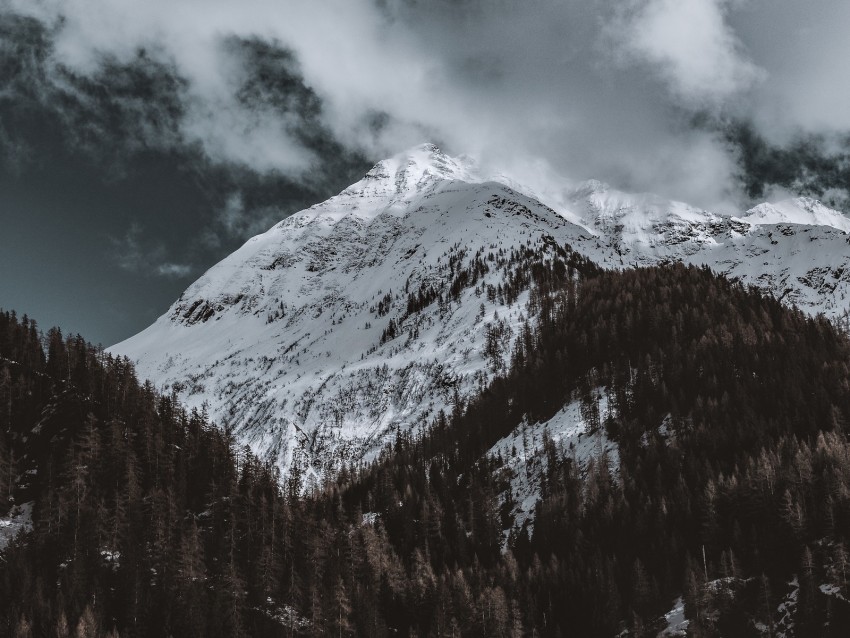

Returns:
7,259,850,635
112,145,602,481
112,145,850,480
560,180,850,315
340,261,850,636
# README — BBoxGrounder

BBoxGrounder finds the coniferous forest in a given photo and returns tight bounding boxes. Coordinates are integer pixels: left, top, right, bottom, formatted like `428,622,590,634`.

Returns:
3,256,850,636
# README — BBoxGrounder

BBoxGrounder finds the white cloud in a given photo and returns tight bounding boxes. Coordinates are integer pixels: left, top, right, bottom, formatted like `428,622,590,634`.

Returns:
211,191,285,243
156,263,193,278
609,0,763,108
110,223,193,278
6,0,850,212
734,0,850,139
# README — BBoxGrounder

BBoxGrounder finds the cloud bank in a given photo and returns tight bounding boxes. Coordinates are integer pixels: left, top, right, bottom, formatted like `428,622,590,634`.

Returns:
610,0,763,107
4,0,850,213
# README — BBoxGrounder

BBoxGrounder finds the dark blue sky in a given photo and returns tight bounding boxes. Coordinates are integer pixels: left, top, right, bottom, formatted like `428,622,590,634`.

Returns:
1,151,216,344
0,141,369,345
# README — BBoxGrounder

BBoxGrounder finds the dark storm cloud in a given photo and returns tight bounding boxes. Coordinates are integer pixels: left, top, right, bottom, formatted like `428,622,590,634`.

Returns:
0,6,372,344
0,14,184,174
720,123,850,210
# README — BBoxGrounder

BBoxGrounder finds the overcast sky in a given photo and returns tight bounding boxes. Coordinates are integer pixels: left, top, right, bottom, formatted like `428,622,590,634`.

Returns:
1,0,848,345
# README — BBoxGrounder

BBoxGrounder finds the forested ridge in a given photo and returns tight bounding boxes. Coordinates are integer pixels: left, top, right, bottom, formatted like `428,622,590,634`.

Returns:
3,254,850,636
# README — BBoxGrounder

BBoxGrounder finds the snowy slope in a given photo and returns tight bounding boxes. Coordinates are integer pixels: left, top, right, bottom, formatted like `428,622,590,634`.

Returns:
741,197,850,233
0,502,33,551
112,145,602,482
112,144,850,482
488,390,619,537
557,180,850,316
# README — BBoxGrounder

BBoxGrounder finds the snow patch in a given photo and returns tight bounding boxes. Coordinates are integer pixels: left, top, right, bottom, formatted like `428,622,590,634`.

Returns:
657,596,689,637
819,582,848,602
260,598,311,631
775,576,798,638
100,548,121,569
489,390,620,536
0,502,34,551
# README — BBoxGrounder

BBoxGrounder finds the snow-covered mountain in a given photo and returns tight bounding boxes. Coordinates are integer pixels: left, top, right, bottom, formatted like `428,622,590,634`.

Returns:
112,144,850,482
112,145,604,483
561,181,850,315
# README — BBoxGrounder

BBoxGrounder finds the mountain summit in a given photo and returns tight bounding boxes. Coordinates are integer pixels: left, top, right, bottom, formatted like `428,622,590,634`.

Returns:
112,145,850,481
112,145,596,482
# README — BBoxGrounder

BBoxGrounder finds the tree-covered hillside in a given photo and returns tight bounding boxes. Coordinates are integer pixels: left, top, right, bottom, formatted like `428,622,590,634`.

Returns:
2,255,850,636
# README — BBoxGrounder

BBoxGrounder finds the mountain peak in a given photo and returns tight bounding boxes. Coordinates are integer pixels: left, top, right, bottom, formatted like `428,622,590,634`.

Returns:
111,144,850,483
741,197,850,233
338,143,479,204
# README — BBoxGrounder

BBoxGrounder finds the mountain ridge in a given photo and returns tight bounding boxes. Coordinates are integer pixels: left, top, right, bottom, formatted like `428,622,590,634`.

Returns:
113,144,598,482
111,144,850,481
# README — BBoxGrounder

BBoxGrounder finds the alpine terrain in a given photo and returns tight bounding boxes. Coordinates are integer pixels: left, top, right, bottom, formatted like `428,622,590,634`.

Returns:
113,144,850,485
4,0,850,634
4,179,850,633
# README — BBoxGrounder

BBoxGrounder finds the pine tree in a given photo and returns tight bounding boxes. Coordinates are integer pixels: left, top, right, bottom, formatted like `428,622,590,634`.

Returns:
759,574,775,638
0,432,10,505
55,611,71,638
13,616,32,638
0,366,11,433
75,605,98,638
329,576,354,638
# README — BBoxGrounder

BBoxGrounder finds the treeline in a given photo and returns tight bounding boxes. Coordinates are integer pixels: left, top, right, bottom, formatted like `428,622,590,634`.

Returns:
2,257,850,635
0,310,517,637
343,264,850,635
0,311,295,636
